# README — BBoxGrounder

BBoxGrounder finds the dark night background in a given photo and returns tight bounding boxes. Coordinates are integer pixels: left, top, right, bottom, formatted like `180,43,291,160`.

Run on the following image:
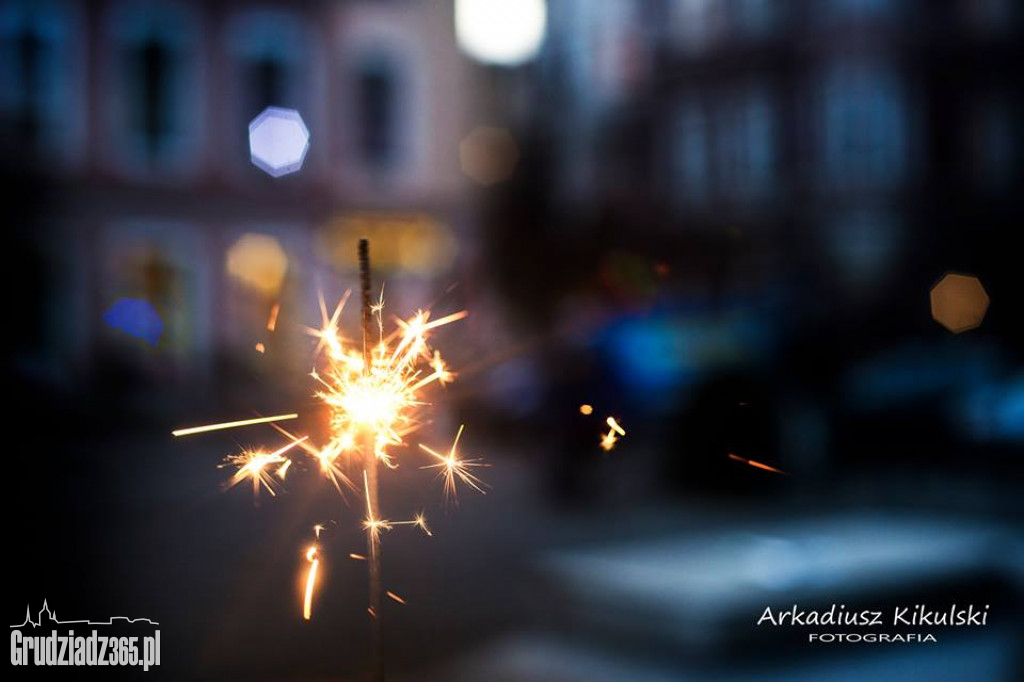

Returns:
3,0,1022,680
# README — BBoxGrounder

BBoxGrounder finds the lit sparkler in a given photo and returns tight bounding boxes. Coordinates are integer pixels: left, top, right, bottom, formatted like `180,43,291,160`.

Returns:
177,239,476,681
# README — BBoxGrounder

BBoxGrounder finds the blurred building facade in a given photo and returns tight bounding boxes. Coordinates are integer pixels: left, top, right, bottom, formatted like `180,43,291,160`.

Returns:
542,0,1020,303
1,0,472,393
501,0,1024,482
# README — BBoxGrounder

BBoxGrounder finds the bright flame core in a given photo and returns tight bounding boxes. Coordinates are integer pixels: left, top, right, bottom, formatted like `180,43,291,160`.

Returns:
311,301,467,470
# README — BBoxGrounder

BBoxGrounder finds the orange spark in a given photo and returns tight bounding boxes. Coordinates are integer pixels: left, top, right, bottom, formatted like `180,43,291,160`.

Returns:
600,417,626,451
267,303,280,331
386,591,406,605
728,453,789,476
579,404,593,415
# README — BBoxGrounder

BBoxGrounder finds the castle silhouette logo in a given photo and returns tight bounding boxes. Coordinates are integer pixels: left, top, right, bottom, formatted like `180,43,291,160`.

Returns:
11,599,159,628
10,599,160,670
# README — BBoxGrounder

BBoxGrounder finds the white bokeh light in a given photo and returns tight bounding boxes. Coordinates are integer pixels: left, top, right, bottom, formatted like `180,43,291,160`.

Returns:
455,0,547,67
248,107,310,177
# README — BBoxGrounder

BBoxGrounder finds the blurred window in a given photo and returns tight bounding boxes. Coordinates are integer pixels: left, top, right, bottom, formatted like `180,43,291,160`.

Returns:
962,0,1015,33
671,0,721,53
827,208,902,292
817,0,900,23
227,10,308,118
107,1,203,176
672,99,710,205
968,98,1015,191
672,0,782,49
131,38,174,158
226,9,310,172
357,59,398,170
731,0,781,37
0,0,81,160
718,86,777,201
820,63,907,191
249,57,285,113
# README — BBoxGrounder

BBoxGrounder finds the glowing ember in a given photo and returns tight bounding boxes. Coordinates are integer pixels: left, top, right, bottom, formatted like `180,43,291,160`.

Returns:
303,543,320,621
600,416,626,451
728,453,789,476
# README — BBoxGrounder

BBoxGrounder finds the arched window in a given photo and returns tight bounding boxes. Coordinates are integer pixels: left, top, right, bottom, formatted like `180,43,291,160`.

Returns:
356,56,398,170
0,0,83,162
225,9,313,177
106,0,203,177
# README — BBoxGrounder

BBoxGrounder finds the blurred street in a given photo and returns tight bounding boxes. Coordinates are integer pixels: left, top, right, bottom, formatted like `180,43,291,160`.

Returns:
10,400,1023,679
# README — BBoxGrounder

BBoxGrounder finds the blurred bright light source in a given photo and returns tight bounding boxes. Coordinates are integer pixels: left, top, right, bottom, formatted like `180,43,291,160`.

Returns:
317,212,458,276
248,107,310,177
459,126,519,186
103,298,163,346
455,0,547,66
226,234,289,295
930,273,990,333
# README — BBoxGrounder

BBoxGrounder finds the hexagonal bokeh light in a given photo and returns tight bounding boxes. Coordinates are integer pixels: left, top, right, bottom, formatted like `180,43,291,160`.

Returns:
930,273,990,333
248,107,310,177
455,0,547,67
459,126,520,186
